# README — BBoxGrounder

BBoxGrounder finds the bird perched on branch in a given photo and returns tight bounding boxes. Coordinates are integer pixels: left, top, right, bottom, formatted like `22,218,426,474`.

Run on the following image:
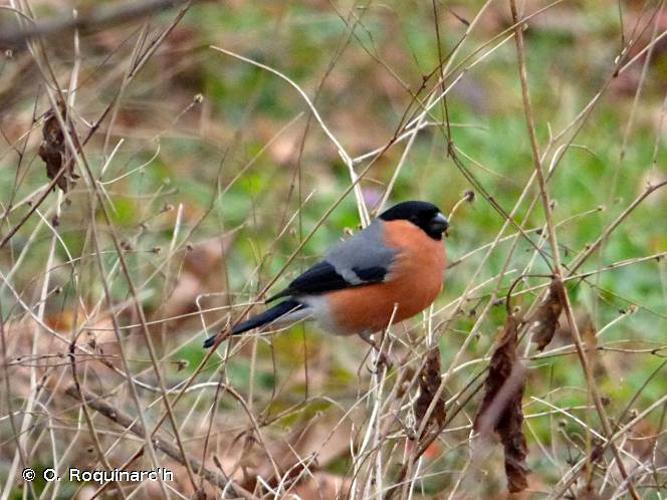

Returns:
203,201,448,349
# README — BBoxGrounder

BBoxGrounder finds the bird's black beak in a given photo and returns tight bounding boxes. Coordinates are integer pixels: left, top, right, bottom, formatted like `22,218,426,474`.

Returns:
430,212,449,237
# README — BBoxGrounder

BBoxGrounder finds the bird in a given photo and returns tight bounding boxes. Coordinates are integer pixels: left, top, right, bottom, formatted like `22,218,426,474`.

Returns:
203,200,448,349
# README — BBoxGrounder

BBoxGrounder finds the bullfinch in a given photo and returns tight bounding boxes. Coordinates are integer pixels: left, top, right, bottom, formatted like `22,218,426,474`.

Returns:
203,201,448,348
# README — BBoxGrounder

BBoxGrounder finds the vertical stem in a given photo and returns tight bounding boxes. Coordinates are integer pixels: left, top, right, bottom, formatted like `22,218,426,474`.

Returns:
508,2,639,497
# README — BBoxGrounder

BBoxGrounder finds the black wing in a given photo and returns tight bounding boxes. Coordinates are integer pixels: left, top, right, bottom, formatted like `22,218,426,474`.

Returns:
265,260,388,303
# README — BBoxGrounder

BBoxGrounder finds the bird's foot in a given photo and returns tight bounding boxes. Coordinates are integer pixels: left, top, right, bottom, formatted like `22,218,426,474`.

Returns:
375,350,393,372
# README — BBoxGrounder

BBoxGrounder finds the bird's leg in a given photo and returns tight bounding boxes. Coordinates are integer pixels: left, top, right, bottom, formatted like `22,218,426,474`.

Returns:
358,331,392,371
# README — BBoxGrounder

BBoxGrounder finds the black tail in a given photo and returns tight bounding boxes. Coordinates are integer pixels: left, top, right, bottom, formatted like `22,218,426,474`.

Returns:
203,299,304,348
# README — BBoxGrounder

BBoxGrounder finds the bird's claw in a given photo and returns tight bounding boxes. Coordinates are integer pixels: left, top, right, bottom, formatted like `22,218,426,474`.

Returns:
367,350,393,374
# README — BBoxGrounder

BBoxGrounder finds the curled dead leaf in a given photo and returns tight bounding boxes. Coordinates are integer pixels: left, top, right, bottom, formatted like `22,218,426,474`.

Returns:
579,313,607,380
414,346,446,430
38,102,79,192
474,314,529,494
528,277,565,351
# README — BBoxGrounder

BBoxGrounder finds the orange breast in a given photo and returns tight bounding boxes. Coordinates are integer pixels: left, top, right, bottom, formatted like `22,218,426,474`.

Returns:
328,220,446,335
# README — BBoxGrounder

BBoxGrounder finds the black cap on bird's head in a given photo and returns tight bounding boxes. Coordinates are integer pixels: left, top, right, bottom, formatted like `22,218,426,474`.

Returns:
378,200,449,240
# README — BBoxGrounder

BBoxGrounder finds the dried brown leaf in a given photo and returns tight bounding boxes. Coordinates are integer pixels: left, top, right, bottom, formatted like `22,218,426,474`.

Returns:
528,277,564,351
580,313,604,379
414,346,446,429
474,314,529,494
38,103,79,192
